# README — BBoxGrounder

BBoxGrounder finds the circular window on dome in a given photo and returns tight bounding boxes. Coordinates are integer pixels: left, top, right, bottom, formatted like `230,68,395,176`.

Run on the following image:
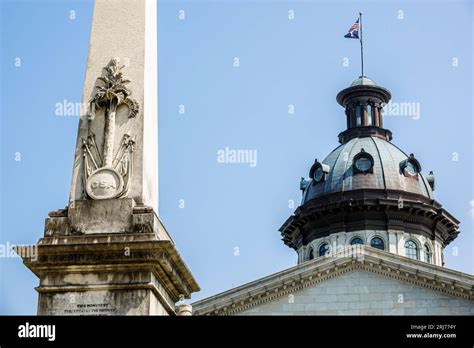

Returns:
400,154,421,178
405,161,418,176
353,149,374,174
355,157,372,172
314,167,324,182
309,160,329,183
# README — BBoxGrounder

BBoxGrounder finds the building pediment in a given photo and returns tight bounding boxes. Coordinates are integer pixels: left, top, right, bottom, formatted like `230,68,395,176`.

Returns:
192,246,474,315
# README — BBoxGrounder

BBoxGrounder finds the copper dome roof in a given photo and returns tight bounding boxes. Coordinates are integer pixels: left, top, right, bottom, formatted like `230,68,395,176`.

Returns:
303,136,434,204
350,76,376,86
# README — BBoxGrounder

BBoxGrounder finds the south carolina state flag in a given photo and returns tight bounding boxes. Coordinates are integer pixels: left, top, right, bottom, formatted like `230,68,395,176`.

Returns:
344,18,360,39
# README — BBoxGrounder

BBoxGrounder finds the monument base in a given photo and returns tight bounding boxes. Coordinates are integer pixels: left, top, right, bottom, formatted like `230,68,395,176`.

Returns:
20,232,199,315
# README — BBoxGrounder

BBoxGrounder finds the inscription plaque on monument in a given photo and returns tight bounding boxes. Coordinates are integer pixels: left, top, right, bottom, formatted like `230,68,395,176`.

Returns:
64,303,117,316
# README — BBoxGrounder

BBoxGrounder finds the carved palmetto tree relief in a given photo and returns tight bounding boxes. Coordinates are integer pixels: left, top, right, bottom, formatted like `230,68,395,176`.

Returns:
82,58,139,200
88,57,139,166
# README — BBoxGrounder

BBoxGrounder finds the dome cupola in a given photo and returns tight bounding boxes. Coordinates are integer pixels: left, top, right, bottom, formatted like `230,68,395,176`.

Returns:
336,76,392,144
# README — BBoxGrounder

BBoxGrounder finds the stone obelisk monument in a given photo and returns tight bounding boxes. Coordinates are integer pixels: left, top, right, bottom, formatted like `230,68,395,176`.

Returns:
19,0,199,315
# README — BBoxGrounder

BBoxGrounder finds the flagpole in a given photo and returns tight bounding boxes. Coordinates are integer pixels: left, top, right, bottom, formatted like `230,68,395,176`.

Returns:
359,12,364,77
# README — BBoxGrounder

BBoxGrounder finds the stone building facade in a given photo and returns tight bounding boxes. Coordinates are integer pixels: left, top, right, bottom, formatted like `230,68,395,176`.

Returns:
192,246,474,316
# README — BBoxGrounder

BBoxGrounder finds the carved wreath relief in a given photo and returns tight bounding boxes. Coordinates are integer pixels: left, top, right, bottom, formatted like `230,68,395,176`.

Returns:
82,58,139,200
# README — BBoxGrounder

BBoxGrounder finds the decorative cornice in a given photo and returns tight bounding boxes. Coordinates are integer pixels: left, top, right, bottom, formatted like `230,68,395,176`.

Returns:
338,126,392,143
280,189,459,250
192,246,474,316
336,84,391,107
18,234,200,302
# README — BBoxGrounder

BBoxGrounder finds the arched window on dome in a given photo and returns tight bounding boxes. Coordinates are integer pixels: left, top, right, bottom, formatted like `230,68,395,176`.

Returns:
308,248,314,260
355,105,362,126
318,243,330,257
350,237,363,245
405,240,419,260
370,237,385,250
424,245,432,263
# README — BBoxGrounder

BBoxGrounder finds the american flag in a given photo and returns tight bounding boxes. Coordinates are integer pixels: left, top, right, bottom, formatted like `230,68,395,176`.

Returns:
344,18,360,39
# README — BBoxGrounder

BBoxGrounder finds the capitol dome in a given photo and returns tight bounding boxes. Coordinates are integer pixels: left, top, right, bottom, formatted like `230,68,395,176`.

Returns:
280,76,459,267
303,136,434,203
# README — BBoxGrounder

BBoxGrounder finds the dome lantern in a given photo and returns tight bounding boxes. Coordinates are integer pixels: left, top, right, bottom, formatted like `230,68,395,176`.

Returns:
336,76,392,144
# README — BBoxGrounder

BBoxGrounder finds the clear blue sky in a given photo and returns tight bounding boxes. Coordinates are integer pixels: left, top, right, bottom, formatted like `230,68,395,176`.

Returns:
0,0,472,314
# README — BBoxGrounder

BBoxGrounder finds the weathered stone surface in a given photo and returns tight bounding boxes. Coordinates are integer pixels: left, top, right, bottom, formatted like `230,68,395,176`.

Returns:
69,0,159,211
177,304,193,316
20,0,199,317
45,199,172,239
68,199,134,234
23,234,200,315
40,289,162,315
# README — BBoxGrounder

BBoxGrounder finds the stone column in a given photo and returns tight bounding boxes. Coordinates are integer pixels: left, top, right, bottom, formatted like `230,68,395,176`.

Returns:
398,232,406,256
337,232,347,248
177,304,193,316
434,241,443,267
388,230,398,254
329,235,338,255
